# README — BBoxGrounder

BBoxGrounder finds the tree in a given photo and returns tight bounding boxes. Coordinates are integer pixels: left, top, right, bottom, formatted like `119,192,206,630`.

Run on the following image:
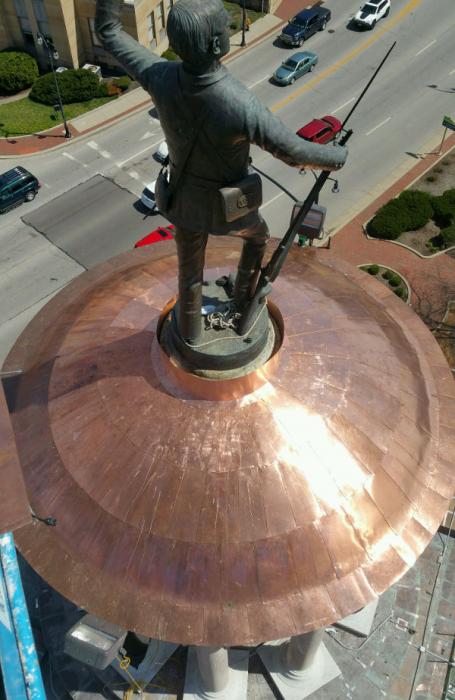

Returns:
409,268,455,348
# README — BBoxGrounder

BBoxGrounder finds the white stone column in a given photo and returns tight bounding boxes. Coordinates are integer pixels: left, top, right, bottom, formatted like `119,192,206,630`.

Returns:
283,629,325,677
258,628,341,700
184,645,248,699
195,646,229,696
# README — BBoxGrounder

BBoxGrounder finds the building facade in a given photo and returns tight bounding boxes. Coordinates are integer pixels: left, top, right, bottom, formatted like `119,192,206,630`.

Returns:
0,0,174,72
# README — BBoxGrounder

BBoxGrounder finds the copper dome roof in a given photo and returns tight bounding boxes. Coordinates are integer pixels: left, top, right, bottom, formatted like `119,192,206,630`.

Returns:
4,239,454,646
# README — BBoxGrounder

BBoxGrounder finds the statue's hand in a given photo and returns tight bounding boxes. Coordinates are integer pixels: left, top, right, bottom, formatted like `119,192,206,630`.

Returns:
298,141,348,172
326,143,348,171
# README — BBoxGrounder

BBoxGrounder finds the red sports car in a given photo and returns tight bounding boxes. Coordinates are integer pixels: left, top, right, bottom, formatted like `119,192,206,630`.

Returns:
134,224,174,248
297,115,342,144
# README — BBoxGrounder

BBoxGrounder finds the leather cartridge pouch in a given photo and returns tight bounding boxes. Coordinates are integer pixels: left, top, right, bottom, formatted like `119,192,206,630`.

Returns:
219,172,262,223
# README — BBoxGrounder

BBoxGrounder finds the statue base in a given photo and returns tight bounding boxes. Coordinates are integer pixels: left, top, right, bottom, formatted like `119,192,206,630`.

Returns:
159,279,276,376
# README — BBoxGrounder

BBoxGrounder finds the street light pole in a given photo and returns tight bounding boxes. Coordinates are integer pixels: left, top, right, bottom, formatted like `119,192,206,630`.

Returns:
36,32,71,139
241,0,246,47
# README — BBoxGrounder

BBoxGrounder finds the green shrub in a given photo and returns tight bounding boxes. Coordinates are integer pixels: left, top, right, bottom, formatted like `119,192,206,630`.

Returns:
441,223,455,248
30,68,103,105
367,200,411,239
389,274,402,288
382,269,392,280
431,195,455,228
367,264,380,275
368,190,433,239
112,75,131,91
97,81,109,97
161,47,179,61
442,188,455,206
0,51,39,95
396,190,433,230
394,287,404,298
429,233,444,250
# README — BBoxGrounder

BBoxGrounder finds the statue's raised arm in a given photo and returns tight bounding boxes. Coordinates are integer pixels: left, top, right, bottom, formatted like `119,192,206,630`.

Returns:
95,0,166,86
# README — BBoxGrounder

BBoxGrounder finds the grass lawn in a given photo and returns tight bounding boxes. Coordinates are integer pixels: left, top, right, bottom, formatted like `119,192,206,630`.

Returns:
223,1,264,34
0,95,116,136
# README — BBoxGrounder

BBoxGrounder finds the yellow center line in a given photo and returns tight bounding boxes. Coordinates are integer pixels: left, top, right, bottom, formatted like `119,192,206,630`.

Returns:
271,0,423,113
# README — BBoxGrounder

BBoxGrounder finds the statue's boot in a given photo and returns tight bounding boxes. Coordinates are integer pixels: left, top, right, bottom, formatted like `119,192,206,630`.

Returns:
234,241,266,312
178,281,203,344
174,227,208,344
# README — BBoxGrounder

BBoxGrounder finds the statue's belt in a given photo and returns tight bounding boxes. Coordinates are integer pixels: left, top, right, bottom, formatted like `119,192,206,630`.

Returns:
170,165,246,191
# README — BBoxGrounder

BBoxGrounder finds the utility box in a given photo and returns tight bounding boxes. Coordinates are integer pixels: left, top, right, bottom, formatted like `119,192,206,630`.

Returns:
82,63,102,79
290,202,327,240
64,614,127,670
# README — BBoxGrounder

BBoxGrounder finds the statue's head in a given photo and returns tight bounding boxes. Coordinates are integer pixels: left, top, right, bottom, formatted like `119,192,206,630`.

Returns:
167,0,230,71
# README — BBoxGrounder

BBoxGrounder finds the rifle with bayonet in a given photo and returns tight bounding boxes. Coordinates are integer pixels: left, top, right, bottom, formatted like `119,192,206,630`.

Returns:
237,41,396,336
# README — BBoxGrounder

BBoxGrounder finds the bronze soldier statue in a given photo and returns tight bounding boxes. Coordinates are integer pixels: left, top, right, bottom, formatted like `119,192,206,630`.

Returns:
95,0,347,344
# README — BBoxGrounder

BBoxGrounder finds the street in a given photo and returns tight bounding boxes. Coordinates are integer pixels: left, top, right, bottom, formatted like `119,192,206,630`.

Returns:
0,0,454,363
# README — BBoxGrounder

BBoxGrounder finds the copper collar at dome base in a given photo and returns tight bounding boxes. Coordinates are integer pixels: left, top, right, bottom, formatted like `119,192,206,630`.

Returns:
3,239,454,647
154,297,284,401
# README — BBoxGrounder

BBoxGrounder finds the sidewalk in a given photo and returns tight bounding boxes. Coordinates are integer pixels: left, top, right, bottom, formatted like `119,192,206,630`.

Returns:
0,9,286,158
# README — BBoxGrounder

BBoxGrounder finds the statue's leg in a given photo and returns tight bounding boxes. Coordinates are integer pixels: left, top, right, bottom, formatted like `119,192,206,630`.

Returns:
233,226,269,311
174,227,208,343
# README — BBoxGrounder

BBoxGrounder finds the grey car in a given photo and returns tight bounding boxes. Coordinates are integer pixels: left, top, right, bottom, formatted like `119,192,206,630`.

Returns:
272,51,318,86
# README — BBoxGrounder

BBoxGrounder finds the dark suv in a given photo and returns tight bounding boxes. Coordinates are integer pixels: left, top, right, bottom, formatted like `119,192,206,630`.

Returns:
280,6,331,47
0,166,40,213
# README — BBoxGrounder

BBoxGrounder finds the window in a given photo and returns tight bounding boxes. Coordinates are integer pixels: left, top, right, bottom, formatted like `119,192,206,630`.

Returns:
32,0,47,22
157,1,165,29
32,0,51,39
12,0,32,38
13,0,27,16
147,12,157,48
88,18,102,47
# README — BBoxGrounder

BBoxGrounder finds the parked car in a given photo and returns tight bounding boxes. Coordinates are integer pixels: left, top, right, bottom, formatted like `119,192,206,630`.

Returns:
140,181,157,211
272,51,318,86
154,140,168,164
297,115,342,144
280,6,331,47
353,0,390,29
134,225,174,248
0,166,40,214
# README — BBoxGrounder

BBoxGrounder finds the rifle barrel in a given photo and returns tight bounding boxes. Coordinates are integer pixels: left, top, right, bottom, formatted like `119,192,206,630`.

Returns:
342,41,396,129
